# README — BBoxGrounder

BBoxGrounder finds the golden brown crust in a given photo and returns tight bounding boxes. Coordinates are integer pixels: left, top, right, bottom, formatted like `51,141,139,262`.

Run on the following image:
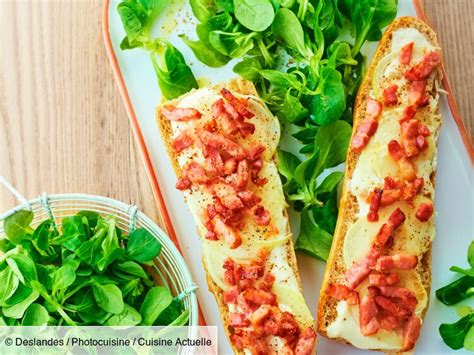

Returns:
156,78,307,354
317,17,442,351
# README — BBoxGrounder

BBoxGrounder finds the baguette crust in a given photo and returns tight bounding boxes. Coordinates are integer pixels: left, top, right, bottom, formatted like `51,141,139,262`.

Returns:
156,79,307,354
317,17,442,351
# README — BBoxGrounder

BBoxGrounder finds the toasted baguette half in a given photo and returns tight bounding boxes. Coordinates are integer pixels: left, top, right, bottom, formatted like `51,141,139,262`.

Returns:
317,17,442,352
156,79,314,354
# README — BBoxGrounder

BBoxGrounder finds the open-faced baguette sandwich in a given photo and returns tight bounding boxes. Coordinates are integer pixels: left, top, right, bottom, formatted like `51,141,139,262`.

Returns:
156,79,316,354
317,17,443,352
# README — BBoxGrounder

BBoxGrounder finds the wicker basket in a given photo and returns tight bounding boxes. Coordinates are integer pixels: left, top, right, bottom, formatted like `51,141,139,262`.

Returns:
0,180,198,327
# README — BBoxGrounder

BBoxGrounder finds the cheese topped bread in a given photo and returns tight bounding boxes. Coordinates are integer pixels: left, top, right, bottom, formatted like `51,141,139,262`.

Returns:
156,79,316,354
317,17,443,352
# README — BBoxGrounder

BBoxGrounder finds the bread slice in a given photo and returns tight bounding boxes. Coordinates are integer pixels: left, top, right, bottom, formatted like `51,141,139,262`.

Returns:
317,17,442,351
156,79,313,354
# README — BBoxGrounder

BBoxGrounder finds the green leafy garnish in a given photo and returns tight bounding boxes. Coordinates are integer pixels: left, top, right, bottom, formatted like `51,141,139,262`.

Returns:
437,240,474,350
0,210,188,326
277,121,350,259
117,0,198,99
439,314,474,350
234,0,275,32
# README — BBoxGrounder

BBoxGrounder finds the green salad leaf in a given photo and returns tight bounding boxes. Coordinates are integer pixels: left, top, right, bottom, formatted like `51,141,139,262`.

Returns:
439,314,474,350
234,0,275,32
117,0,198,99
437,240,474,351
0,210,186,326
126,228,162,263
295,208,333,261
4,210,34,244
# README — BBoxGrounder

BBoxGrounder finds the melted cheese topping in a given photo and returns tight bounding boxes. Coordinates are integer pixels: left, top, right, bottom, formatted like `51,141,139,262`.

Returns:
169,86,313,341
329,27,441,349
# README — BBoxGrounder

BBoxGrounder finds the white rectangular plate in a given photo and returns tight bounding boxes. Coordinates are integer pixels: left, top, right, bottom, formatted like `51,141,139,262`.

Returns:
105,0,473,353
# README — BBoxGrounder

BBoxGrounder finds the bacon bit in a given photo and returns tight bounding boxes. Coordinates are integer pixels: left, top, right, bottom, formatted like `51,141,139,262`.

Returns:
206,204,217,219
184,161,209,185
345,247,381,289
264,311,300,340
400,42,414,65
369,273,400,286
236,265,265,281
252,175,268,187
253,206,271,226
418,94,430,107
416,202,434,222
418,124,431,137
221,88,254,118
213,183,244,210
254,272,275,292
252,159,263,171
360,295,379,336
224,285,239,303
376,254,418,271
172,131,193,153
379,286,418,311
384,176,403,190
403,177,424,202
223,101,241,120
242,288,276,306
212,198,243,224
366,98,383,119
350,119,379,153
401,105,417,122
213,216,242,249
247,145,266,161
380,314,401,331
380,177,403,206
388,208,406,229
223,258,236,285
223,158,237,175
200,131,246,160
408,80,427,106
416,135,428,152
237,190,261,208
250,304,272,326
230,313,250,327
220,114,239,136
405,51,442,81
381,189,402,206
162,105,202,121
203,147,224,176
402,316,421,351
234,160,250,189
387,140,405,161
367,189,383,222
387,140,417,182
374,224,393,247
374,296,412,318
295,327,317,355
383,85,398,106
237,121,256,137
212,99,239,135
203,118,217,132
326,283,360,305
211,98,226,117
175,176,192,190
401,119,422,158
205,230,217,241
